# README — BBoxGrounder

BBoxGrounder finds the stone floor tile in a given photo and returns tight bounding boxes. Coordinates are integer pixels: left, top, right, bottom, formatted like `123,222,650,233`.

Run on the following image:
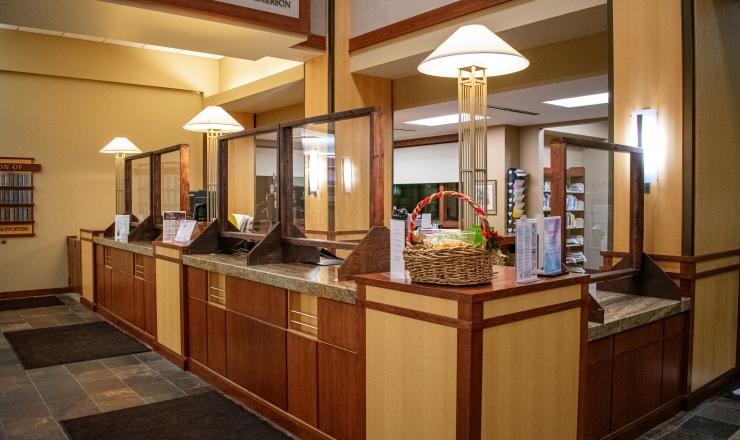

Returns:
81,315,106,322
2,416,66,440
0,311,21,320
78,377,128,396
56,296,78,306
16,308,48,318
0,401,51,422
0,350,19,368
73,368,116,384
109,363,151,380
100,355,141,369
34,383,88,406
23,316,58,329
64,360,106,376
680,415,740,439
50,314,85,326
41,306,74,317
90,389,145,412
658,427,718,439
699,403,740,426
27,366,70,382
0,383,43,409
45,395,100,421
717,398,740,411
144,359,179,372
141,388,188,404
185,385,215,396
126,377,183,399
0,370,29,389
134,351,163,363
0,323,32,333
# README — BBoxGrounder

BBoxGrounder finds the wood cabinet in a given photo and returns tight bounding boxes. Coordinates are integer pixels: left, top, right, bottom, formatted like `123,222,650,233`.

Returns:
226,276,287,328
318,342,362,440
585,313,687,440
207,303,227,376
287,332,318,427
66,237,82,295
187,296,208,366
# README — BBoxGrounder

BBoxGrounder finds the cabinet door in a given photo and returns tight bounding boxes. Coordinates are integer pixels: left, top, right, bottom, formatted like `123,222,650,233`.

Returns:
133,278,145,330
112,271,134,323
207,303,227,376
144,281,157,337
95,264,105,305
318,343,361,440
226,277,287,328
288,332,318,427
187,267,208,301
226,311,287,410
611,340,663,430
585,360,613,440
662,332,685,404
142,255,156,283
103,266,113,310
188,297,208,365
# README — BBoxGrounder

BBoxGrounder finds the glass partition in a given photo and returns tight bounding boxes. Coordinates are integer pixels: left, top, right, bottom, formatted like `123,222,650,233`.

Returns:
130,157,150,221
160,151,181,213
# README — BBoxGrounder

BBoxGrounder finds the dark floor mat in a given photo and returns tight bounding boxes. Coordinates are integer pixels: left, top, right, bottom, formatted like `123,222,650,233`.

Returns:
0,296,64,312
4,321,150,369
61,391,291,440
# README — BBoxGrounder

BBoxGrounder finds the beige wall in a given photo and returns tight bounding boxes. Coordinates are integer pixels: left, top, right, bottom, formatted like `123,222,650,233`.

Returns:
0,71,203,293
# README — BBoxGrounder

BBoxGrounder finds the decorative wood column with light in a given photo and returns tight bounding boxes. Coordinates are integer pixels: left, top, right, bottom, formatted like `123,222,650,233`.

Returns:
100,138,142,215
418,25,529,228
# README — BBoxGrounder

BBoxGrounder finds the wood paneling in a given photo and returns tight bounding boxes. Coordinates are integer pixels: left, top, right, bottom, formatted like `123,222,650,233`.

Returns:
585,360,613,440
155,258,183,355
481,308,580,440
288,291,318,338
692,271,740,390
365,286,457,318
142,255,156,283
227,136,255,217
187,267,207,301
133,278,145,329
611,340,663,430
207,303,227,376
111,248,134,276
394,134,459,149
662,332,684,404
95,244,104,266
588,336,614,367
288,332,318,427
95,264,106,308
225,276,287,328
483,285,581,319
103,266,112,310
144,281,156,336
80,239,95,303
318,298,360,353
612,0,684,256
365,308,457,440
188,297,208,365
112,270,134,323
318,343,362,440
225,310,250,390
613,320,663,356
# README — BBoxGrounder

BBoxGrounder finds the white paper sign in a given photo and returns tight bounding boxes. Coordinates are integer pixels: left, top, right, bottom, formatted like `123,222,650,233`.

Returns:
543,216,562,275
390,219,406,280
175,220,197,243
215,0,299,18
515,218,538,283
114,215,130,243
163,211,186,243
421,213,432,229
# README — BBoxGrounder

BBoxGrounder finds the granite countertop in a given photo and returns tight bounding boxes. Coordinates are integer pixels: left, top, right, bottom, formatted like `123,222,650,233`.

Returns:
182,253,357,304
93,236,154,257
588,289,691,341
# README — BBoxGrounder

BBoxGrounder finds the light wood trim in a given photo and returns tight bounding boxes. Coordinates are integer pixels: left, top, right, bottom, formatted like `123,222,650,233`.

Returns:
156,246,181,259
481,308,580,439
696,256,740,274
365,308,457,440
366,285,458,318
80,240,95,303
289,290,318,337
654,260,682,274
691,271,740,391
208,271,226,307
482,285,580,319
394,134,458,149
155,258,182,355
80,231,93,240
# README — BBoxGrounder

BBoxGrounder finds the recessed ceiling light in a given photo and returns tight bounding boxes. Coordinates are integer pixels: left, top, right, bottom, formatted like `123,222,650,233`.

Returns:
0,23,18,30
18,26,63,36
405,114,488,126
103,38,145,48
142,44,180,53
543,93,609,108
62,32,105,42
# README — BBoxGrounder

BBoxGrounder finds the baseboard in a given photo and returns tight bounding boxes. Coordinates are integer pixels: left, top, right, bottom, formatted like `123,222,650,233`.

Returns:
685,367,740,410
152,342,186,370
96,306,156,348
187,359,333,440
79,297,96,312
602,396,683,440
0,287,71,300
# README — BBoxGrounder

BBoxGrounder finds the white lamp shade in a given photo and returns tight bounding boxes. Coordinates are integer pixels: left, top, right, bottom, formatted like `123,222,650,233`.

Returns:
183,106,244,133
418,25,529,78
100,137,142,154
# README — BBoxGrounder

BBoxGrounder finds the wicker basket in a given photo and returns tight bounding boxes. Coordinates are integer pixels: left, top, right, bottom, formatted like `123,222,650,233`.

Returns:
403,191,494,286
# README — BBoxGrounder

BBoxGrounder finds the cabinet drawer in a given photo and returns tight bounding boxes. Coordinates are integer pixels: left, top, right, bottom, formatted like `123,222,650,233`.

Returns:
318,298,360,353
613,320,663,356
110,248,134,276
226,276,287,328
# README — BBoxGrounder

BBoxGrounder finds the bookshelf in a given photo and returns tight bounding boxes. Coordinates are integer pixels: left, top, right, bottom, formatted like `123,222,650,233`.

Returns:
544,166,586,271
0,157,41,237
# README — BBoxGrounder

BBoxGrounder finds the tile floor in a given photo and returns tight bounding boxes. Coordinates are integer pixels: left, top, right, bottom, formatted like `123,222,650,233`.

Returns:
2,294,740,439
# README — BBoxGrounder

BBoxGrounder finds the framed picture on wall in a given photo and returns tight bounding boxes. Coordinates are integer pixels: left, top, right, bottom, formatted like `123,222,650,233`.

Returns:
486,180,496,215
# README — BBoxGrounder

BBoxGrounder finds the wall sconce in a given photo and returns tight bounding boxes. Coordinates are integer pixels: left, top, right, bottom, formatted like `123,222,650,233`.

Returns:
630,108,658,191
307,150,319,195
342,156,352,193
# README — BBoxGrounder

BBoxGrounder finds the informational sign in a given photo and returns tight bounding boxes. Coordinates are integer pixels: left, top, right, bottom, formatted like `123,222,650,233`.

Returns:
390,219,406,280
515,217,537,283
163,211,186,242
0,224,33,236
215,0,300,18
115,215,130,243
175,220,197,243
543,216,562,275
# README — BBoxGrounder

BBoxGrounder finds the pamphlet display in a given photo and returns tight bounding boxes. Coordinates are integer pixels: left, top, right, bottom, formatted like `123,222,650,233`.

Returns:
543,216,562,274
114,215,130,243
515,217,537,283
163,211,186,242
390,219,406,279
174,219,197,243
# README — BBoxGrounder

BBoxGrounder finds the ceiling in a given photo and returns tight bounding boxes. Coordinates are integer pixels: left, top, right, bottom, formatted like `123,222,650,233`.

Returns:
393,75,609,140
0,0,321,62
220,79,305,114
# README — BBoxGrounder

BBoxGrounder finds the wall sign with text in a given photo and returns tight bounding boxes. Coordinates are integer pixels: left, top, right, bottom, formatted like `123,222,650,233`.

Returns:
215,0,299,18
0,157,40,238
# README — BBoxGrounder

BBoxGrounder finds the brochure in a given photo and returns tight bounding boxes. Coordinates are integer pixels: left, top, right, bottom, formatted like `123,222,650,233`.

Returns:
163,211,186,242
114,215,130,243
175,220,197,243
543,216,562,274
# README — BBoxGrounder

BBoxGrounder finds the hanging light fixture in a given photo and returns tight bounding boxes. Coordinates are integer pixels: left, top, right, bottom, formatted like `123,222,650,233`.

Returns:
184,106,244,223
418,24,528,228
100,137,142,215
